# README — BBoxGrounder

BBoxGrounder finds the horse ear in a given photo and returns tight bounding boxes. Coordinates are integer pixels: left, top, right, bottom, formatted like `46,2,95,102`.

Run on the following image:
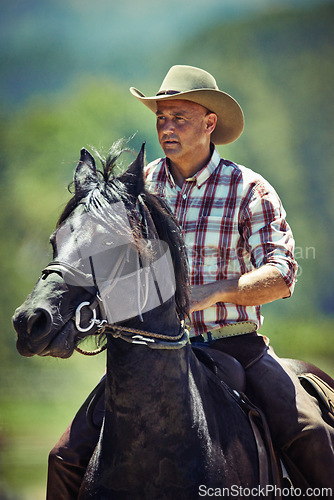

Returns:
74,148,98,194
118,142,146,197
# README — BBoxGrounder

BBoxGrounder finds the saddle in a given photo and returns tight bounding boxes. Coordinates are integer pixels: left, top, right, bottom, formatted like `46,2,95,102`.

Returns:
283,357,334,427
191,346,246,393
298,372,334,425
192,346,334,429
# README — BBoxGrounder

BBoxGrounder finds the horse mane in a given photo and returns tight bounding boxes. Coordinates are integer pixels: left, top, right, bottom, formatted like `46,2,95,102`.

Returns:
56,145,190,319
142,191,190,318
57,141,128,227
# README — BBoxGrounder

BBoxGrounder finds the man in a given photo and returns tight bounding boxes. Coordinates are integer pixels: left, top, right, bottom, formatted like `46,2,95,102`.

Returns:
130,66,334,488
130,66,294,330
47,65,334,497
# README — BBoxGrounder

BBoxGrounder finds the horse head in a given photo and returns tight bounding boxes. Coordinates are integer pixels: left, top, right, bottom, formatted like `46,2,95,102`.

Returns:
13,143,189,358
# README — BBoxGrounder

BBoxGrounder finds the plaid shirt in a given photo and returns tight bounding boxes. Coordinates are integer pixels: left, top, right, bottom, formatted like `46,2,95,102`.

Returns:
144,147,297,336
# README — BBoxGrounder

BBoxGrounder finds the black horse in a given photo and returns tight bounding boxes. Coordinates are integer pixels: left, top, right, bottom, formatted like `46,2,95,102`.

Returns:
13,145,333,499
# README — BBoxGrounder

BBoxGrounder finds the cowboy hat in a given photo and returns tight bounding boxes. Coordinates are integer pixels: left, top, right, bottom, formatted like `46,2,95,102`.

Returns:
130,65,244,145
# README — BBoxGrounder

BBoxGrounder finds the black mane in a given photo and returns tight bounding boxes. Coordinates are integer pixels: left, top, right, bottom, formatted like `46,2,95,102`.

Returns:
142,191,190,318
57,145,127,227
57,147,190,318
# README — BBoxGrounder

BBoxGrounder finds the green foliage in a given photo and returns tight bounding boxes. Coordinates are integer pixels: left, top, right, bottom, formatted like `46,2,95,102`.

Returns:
262,315,334,376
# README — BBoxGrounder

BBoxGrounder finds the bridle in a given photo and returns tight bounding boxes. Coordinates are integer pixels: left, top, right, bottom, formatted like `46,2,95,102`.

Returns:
41,195,189,354
42,255,189,355
42,260,108,353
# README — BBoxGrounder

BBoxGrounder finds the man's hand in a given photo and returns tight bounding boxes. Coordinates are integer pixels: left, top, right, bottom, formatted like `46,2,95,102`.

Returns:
190,281,222,313
189,265,290,313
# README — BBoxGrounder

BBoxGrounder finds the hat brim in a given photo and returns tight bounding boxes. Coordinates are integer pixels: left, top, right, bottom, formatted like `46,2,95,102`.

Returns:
130,87,244,145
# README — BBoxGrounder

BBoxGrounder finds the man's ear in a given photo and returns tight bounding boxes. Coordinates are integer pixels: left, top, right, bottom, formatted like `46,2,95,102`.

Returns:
118,142,146,197
206,113,217,135
74,148,98,195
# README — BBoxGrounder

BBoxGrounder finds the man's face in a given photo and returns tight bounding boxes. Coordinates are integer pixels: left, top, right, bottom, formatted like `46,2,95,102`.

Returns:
155,99,216,165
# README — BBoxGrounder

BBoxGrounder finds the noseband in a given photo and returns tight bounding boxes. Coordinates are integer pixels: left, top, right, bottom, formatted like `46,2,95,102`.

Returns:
42,261,108,354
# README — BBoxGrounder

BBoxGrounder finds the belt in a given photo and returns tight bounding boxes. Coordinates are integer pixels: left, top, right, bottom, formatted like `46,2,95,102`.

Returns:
190,321,257,342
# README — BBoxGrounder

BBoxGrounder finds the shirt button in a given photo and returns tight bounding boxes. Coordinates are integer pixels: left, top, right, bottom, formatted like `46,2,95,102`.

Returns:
182,194,187,200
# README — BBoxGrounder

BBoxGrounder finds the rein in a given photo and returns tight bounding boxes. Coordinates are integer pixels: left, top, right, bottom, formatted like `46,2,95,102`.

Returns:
100,320,189,350
75,322,189,355
74,318,189,355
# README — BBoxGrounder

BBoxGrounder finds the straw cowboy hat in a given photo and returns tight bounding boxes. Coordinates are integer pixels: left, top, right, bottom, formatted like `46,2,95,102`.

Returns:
130,65,244,145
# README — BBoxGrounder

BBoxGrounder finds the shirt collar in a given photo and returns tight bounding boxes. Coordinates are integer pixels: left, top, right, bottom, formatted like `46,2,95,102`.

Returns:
194,146,221,187
163,145,221,189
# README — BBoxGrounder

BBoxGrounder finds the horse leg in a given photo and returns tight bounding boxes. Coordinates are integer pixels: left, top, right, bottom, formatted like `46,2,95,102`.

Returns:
47,378,105,500
245,347,334,491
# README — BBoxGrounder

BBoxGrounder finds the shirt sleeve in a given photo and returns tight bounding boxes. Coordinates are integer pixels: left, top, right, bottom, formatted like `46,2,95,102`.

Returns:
240,179,298,295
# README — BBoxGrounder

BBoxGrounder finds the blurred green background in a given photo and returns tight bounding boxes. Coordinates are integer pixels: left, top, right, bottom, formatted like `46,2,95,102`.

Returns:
1,1,333,498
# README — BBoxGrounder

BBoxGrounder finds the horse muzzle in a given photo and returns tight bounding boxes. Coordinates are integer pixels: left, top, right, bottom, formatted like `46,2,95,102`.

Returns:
12,265,106,358
13,303,80,358
13,297,103,358
13,305,55,356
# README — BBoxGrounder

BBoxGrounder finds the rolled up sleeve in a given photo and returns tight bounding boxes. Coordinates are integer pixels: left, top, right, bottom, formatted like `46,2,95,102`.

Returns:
241,180,298,296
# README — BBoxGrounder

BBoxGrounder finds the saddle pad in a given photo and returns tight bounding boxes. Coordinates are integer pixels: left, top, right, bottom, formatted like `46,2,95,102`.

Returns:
298,372,334,418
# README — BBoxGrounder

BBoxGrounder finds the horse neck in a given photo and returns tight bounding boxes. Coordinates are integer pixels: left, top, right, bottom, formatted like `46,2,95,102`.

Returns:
103,297,191,440
92,295,212,496
103,331,192,453
122,294,181,336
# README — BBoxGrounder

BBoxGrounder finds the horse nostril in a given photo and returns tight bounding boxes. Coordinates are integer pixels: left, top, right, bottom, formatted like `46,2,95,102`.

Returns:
27,308,53,337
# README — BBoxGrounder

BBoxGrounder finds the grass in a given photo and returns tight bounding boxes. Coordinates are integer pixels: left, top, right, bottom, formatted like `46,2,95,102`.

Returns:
0,317,333,499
